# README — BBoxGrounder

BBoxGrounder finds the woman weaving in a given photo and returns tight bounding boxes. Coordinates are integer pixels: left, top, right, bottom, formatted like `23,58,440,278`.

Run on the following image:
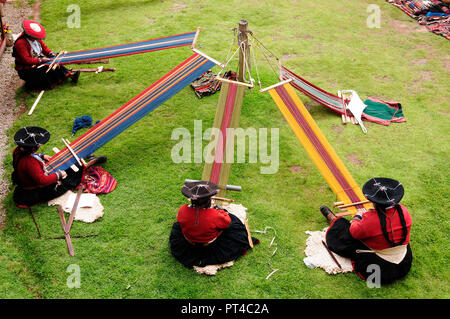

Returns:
13,19,80,91
11,127,105,207
170,181,259,268
320,177,413,285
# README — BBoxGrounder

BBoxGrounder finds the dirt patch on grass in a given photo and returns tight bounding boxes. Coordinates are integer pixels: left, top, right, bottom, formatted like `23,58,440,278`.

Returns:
420,70,433,81
171,2,187,12
444,59,450,72
347,153,364,167
332,125,344,135
288,165,304,173
32,0,41,21
388,19,428,35
282,54,298,60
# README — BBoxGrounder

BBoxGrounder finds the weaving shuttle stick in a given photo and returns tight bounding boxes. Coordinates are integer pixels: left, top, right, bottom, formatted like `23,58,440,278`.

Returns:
71,67,115,72
211,196,234,202
266,82,372,215
28,90,44,115
46,50,65,73
61,138,82,166
185,179,242,192
335,200,370,209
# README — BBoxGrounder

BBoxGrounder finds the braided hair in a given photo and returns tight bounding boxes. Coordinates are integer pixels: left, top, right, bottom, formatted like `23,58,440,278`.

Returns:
375,204,408,247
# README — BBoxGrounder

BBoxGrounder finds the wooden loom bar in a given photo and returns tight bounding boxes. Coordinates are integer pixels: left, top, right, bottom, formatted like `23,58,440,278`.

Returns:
215,75,254,88
259,78,292,93
335,200,370,209
191,27,201,49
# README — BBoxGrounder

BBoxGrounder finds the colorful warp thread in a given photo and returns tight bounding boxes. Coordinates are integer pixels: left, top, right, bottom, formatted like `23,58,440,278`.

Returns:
46,52,216,174
44,31,198,65
266,82,373,215
202,82,245,196
280,65,345,115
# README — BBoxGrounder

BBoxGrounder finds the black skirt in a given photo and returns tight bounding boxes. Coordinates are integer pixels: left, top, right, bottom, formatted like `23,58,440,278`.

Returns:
18,65,71,91
13,165,84,207
170,213,258,268
325,218,413,285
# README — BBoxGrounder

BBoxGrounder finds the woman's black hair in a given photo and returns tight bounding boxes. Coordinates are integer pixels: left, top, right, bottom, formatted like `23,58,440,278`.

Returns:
191,197,211,209
375,204,408,247
11,146,39,185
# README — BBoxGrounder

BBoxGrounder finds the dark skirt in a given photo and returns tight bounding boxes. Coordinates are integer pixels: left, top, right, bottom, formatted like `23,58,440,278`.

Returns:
326,218,413,285
18,65,71,91
170,213,258,268
13,165,84,207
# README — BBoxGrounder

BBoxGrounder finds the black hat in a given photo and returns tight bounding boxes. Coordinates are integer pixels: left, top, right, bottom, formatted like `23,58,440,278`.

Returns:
14,127,50,148
181,181,219,200
362,177,404,206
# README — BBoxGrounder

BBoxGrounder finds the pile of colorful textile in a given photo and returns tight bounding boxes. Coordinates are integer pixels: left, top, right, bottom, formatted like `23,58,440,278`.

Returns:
190,70,238,98
386,0,450,39
362,97,407,126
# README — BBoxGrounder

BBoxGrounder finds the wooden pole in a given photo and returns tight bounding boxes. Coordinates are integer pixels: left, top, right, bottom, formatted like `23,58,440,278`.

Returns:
28,90,45,115
238,19,250,83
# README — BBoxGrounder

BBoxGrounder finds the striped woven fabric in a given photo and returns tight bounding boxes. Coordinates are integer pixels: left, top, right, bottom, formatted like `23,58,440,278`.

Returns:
44,31,198,65
46,52,217,174
362,97,406,126
202,81,245,196
266,82,373,215
280,65,345,115
81,166,117,194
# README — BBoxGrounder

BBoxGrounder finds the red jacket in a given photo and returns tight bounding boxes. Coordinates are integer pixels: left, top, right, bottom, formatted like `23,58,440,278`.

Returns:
13,35,53,70
349,204,412,250
13,149,59,189
177,204,231,243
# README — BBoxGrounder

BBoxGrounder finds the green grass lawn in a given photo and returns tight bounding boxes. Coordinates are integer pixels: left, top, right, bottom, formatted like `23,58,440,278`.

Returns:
1,0,449,299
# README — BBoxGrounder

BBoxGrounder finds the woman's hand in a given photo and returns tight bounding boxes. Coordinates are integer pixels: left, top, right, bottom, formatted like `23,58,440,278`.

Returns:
58,170,67,180
39,57,51,64
43,154,51,161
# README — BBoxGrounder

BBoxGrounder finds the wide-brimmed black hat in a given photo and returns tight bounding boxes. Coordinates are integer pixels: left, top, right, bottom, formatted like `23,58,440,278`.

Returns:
362,177,404,206
14,127,50,148
181,181,219,200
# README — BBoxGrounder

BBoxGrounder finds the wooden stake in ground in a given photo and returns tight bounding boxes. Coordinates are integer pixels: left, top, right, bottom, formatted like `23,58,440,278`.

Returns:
28,90,44,115
238,19,250,83
57,187,83,256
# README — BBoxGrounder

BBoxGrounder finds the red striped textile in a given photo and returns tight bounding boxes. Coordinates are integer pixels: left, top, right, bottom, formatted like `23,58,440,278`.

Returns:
81,166,117,194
